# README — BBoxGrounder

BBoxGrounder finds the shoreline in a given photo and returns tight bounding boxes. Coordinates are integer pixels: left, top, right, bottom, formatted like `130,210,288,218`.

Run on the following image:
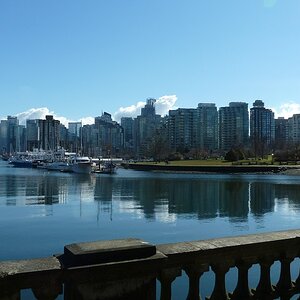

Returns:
122,162,300,175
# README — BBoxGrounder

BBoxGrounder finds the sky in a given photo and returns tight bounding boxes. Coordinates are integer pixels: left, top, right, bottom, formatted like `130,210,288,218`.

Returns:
1,0,300,126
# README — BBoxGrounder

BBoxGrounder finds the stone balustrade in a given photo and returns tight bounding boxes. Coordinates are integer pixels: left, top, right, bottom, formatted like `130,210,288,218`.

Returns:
1,230,300,299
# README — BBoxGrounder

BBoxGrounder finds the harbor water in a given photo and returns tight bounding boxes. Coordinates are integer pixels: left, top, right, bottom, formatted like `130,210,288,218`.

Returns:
1,160,300,298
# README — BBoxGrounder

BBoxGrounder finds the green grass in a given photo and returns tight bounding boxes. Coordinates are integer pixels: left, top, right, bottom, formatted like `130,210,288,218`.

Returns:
133,157,281,166
135,159,232,166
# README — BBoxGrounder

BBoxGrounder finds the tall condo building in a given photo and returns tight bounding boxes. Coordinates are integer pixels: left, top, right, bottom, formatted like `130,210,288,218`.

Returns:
219,102,249,152
68,122,82,153
287,114,300,144
121,117,134,153
81,112,124,157
168,108,197,152
26,119,41,150
197,103,218,151
59,124,68,150
250,100,275,154
0,120,8,153
26,115,60,151
134,99,161,157
275,117,288,149
0,116,25,153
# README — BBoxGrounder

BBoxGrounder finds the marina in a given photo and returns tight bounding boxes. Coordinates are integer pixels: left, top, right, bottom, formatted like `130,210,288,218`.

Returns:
3,150,119,174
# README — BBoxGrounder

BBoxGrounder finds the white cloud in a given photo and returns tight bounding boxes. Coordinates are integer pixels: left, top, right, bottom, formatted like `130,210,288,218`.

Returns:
11,107,94,127
272,102,300,119
113,101,146,121
16,107,54,125
79,117,94,125
155,95,178,116
113,95,177,122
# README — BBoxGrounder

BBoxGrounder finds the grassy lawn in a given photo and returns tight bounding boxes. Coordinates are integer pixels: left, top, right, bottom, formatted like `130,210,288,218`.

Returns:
133,157,280,166
135,160,232,166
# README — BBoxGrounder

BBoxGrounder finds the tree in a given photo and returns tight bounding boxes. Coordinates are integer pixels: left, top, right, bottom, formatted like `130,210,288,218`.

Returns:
148,131,169,161
225,148,245,162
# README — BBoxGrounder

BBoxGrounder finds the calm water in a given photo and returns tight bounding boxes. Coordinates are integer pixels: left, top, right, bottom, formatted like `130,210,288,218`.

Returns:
1,160,300,298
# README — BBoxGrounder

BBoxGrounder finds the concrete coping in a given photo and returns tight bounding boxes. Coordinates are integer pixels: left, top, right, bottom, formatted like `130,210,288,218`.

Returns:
157,229,300,258
0,257,61,279
62,238,157,268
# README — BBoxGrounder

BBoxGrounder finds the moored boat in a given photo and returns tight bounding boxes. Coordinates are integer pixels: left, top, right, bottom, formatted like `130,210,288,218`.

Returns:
43,161,71,172
8,149,51,168
93,161,117,174
68,156,92,174
9,157,35,168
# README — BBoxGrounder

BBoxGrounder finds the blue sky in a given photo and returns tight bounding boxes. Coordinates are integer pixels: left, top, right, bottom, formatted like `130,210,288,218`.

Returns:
1,0,300,125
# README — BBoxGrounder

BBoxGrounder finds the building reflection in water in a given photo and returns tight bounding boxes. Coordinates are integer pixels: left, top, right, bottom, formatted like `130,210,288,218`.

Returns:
249,182,275,218
0,173,85,206
1,171,300,223
219,181,249,222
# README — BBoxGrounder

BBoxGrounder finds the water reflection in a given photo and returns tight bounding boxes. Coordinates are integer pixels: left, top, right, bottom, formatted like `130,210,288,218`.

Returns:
1,168,300,223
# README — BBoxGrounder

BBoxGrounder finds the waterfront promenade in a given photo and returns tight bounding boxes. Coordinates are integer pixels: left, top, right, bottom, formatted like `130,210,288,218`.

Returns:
1,229,300,299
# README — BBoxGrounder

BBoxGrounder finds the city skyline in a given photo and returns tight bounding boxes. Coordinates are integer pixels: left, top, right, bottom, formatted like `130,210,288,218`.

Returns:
1,1,300,123
2,99,299,157
1,96,299,128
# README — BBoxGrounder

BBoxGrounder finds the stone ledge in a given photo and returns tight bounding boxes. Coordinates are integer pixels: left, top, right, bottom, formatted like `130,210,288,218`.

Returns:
0,257,61,279
62,238,157,268
157,229,300,266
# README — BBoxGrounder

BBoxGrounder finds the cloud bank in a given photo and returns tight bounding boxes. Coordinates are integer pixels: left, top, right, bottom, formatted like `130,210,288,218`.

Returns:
14,107,94,127
272,102,300,119
2,95,177,127
16,107,53,125
113,95,177,122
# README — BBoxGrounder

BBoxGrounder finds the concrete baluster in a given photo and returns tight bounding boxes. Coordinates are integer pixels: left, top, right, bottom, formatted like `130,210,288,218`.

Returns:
275,254,295,298
253,256,275,299
207,263,230,300
230,259,253,300
32,279,62,300
158,267,182,300
184,263,209,300
295,263,300,292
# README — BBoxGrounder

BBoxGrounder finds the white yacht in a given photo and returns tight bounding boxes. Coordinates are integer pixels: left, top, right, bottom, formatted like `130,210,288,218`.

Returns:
68,155,92,174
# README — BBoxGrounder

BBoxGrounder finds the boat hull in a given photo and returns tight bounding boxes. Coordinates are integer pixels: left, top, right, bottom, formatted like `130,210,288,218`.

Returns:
10,160,34,168
46,162,71,172
71,163,92,174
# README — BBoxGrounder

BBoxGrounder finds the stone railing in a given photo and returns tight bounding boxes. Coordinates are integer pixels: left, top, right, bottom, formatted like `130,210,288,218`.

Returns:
1,230,300,300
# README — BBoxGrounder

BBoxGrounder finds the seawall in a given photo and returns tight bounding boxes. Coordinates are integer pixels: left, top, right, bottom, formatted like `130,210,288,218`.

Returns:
122,163,294,173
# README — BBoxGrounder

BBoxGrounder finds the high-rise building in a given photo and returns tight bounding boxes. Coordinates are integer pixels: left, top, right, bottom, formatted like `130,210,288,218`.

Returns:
26,119,41,150
168,108,197,152
219,102,249,152
68,122,82,152
250,100,275,155
287,114,300,144
134,99,161,157
197,103,218,151
275,117,288,149
121,117,134,154
59,124,68,150
0,120,8,153
141,98,156,117
26,115,60,151
81,112,123,157
7,116,20,152
0,116,25,153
